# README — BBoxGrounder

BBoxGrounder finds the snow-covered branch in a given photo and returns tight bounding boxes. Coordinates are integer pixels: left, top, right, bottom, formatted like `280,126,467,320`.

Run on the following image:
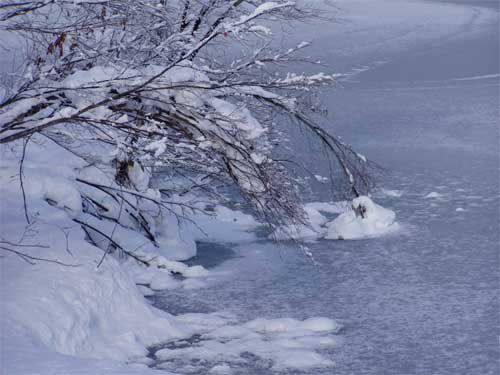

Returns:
0,0,371,265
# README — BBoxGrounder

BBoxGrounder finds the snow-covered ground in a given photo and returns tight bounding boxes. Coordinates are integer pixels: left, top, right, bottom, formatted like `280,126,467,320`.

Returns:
0,140,185,374
0,134,344,374
1,0,499,374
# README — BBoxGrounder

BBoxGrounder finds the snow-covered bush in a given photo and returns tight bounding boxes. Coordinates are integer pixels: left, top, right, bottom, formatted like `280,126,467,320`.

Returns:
0,1,370,263
0,2,373,371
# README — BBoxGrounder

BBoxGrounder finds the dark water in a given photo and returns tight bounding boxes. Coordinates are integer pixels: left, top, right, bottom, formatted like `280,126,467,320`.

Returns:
153,1,500,374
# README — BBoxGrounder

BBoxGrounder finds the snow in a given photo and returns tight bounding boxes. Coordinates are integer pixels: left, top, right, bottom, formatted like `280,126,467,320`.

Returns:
244,317,340,333
271,201,350,241
1,132,342,374
0,142,198,372
250,152,266,164
41,176,83,218
451,73,500,81
208,97,266,140
210,363,233,374
128,162,150,192
0,137,258,373
276,72,340,86
424,191,444,198
190,205,260,243
248,25,272,35
325,196,399,240
379,188,404,198
153,314,339,373
301,317,341,332
234,1,296,26
183,265,210,278
305,201,349,214
297,41,311,49
155,213,197,261
272,198,398,241
314,174,329,182
145,138,168,157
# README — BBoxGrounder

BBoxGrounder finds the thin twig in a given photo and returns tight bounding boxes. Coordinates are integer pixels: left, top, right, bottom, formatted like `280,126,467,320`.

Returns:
0,246,79,267
19,135,31,224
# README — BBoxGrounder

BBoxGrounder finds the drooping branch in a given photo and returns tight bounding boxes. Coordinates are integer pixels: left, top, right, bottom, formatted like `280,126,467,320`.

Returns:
0,0,373,262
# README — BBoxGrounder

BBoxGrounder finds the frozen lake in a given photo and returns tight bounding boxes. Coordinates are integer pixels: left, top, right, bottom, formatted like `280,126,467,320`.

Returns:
151,1,499,374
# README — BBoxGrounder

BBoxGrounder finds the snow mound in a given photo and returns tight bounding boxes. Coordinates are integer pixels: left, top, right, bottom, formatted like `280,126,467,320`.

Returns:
271,198,398,241
325,196,398,240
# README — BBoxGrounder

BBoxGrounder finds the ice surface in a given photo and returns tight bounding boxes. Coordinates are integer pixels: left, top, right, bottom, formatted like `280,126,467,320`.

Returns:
209,364,233,374
148,1,499,373
424,191,444,198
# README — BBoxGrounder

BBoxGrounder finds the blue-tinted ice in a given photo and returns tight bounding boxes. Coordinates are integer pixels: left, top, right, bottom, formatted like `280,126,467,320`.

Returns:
151,1,500,374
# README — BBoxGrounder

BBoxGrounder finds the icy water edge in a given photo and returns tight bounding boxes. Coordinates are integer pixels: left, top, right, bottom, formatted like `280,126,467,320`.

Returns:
148,1,500,374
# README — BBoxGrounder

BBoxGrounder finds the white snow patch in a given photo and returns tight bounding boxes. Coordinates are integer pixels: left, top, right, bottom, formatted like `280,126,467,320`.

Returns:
154,314,338,372
210,363,233,374
424,191,444,198
380,188,403,198
314,174,329,182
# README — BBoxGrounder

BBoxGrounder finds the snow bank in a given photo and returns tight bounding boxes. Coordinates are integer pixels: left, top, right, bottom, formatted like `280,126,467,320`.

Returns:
0,137,275,374
0,137,258,373
0,143,191,374
325,196,398,240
